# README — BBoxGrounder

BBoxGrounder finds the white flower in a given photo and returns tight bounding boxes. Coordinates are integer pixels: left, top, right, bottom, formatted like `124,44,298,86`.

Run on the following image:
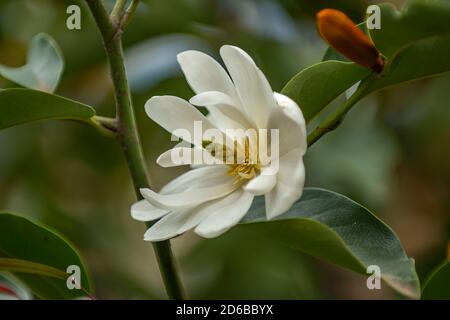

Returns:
131,45,307,241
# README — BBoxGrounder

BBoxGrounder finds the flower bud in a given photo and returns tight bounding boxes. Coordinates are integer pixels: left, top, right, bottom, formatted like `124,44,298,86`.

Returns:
316,9,384,73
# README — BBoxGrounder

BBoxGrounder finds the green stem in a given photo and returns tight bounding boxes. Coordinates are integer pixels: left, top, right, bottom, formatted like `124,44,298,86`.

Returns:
307,73,377,147
85,0,185,300
110,0,127,22
122,0,141,27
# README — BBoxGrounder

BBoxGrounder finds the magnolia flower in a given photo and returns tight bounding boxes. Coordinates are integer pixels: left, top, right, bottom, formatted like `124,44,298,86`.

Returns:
131,45,307,241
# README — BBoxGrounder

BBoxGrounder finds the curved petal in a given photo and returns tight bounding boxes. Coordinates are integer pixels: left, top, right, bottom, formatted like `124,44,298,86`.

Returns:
243,169,277,196
143,209,191,241
190,90,235,107
140,183,234,211
143,206,210,241
160,165,228,194
269,92,307,157
131,200,169,222
265,149,305,219
220,45,276,128
144,189,253,241
190,91,257,130
194,189,254,238
140,167,236,211
145,95,218,148
157,147,222,167
177,50,239,103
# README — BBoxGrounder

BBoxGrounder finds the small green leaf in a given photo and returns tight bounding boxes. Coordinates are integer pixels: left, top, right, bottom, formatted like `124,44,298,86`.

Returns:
283,0,450,126
365,35,450,95
0,88,96,130
281,21,370,122
0,33,64,93
363,0,450,95
240,188,420,299
281,61,370,122
0,213,92,299
370,1,450,59
422,261,450,300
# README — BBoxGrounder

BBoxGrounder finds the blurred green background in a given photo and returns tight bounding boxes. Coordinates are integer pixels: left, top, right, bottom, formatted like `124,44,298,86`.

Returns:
0,0,449,299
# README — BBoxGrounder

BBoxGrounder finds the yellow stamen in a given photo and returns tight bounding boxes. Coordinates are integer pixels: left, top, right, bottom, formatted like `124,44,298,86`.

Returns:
227,136,260,184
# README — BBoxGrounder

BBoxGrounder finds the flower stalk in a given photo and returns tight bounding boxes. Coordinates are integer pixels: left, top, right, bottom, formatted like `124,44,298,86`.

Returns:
85,0,185,300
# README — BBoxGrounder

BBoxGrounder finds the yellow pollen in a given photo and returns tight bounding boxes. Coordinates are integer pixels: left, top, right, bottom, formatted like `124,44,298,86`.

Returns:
203,136,261,184
227,163,260,184
226,136,260,184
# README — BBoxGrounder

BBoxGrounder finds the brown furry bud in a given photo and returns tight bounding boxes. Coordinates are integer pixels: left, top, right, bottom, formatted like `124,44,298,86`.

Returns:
316,9,384,73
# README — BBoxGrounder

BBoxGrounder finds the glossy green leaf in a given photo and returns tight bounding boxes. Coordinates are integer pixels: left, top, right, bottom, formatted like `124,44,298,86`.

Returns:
240,188,420,299
364,35,450,95
283,0,450,124
282,22,370,122
0,33,64,93
0,213,92,299
363,1,450,95
422,261,450,300
0,88,96,130
370,1,450,59
281,61,370,121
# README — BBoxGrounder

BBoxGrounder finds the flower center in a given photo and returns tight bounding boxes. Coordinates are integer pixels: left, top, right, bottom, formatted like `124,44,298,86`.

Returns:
203,136,261,184
227,162,260,184
227,136,260,184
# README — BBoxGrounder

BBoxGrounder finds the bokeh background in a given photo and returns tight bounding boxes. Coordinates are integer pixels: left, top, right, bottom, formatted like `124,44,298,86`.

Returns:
0,0,449,299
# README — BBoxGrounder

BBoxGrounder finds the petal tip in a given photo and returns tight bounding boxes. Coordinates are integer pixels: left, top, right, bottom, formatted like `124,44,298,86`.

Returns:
139,187,150,197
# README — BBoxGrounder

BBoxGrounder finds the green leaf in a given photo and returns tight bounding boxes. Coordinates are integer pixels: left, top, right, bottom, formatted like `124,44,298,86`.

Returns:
0,33,64,93
363,1,450,95
422,261,450,300
0,213,92,299
240,188,420,299
364,35,450,95
370,1,450,59
281,61,370,122
0,88,96,131
281,22,370,122
283,0,450,125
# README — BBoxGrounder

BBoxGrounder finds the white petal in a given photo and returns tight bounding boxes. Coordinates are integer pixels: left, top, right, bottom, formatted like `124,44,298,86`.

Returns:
194,190,254,238
177,50,238,102
140,167,236,211
144,207,210,241
190,91,257,130
269,92,307,156
206,107,243,132
220,45,276,128
243,170,277,196
160,165,228,194
156,147,222,167
131,200,169,222
144,190,253,241
145,95,217,148
143,210,191,241
190,90,235,107
265,149,305,219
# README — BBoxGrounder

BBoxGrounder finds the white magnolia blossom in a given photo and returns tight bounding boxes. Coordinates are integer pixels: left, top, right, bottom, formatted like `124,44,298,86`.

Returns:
131,45,307,241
